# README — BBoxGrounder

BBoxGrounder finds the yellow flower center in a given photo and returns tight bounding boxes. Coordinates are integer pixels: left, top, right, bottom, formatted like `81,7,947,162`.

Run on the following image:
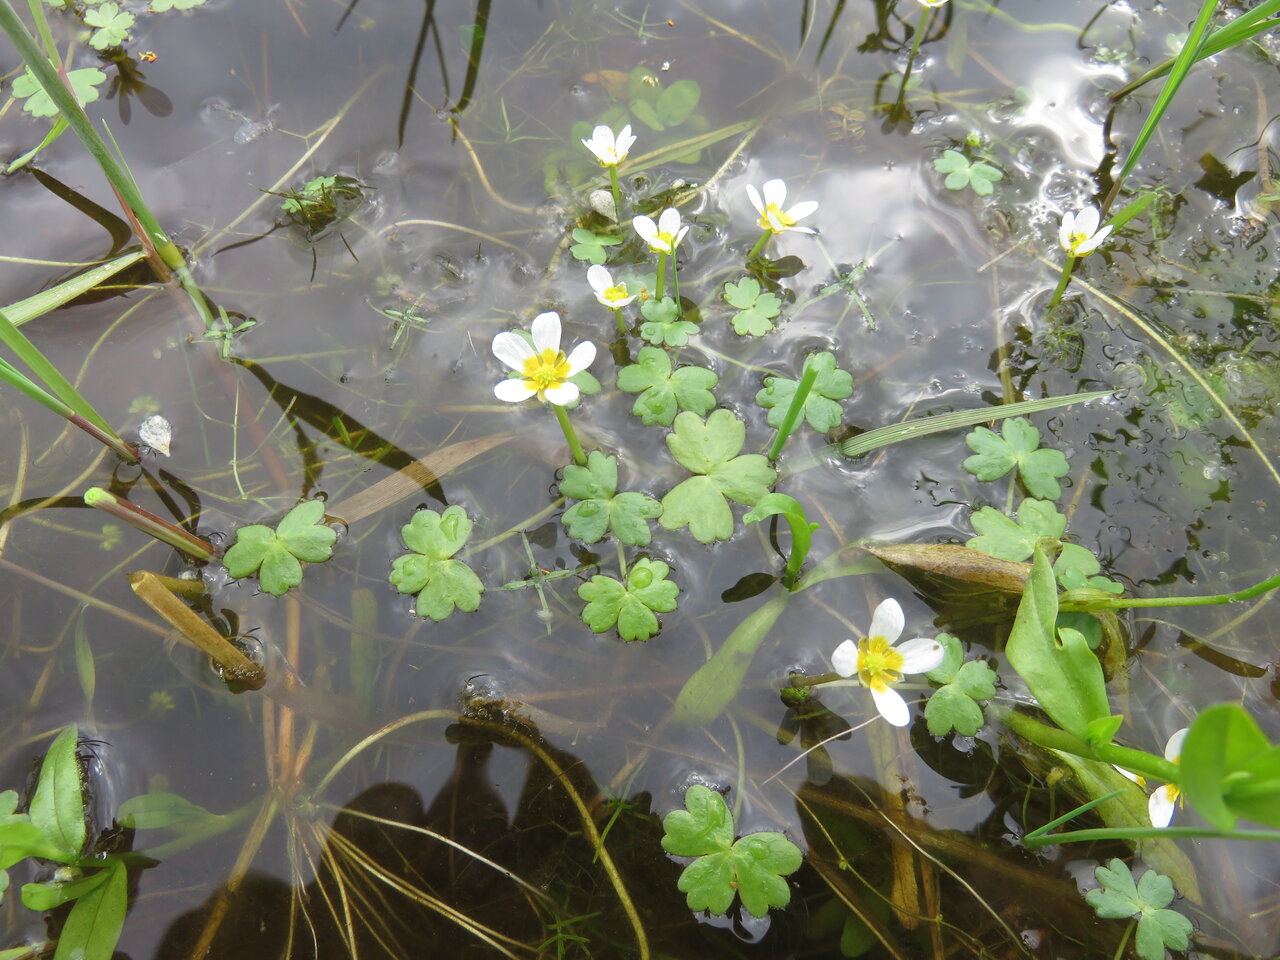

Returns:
654,231,676,250
856,635,905,693
604,282,630,304
758,204,795,232
521,348,571,395
1068,231,1092,256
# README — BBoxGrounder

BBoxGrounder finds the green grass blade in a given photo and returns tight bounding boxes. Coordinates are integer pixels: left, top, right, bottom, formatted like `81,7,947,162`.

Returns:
1108,0,1220,206
2,250,147,326
833,390,1114,461
0,307,116,435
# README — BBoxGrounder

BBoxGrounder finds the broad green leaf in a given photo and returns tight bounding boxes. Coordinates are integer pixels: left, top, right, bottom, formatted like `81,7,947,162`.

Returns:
53,858,127,960
756,352,853,432
148,0,209,10
1180,704,1278,830
84,3,134,49
11,67,106,118
223,500,337,596
117,793,216,830
578,558,679,642
962,418,1070,499
966,499,1066,561
569,227,621,265
389,507,483,621
923,634,996,736
639,297,698,346
1085,859,1143,918
933,149,1004,196
29,726,84,862
660,410,776,543
1054,543,1123,595
661,786,802,919
723,276,782,337
1085,859,1192,960
742,493,819,582
0,820,65,868
21,869,108,912
559,452,662,546
616,347,718,427
1005,548,1108,740
655,79,700,126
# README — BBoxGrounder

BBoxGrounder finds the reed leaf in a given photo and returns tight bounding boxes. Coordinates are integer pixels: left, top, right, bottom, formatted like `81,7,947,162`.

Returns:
2,250,147,326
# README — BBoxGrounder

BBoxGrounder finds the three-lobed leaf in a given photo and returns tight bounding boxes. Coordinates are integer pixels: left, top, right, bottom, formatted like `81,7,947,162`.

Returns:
389,506,483,621
660,411,776,543
661,785,802,918
1085,859,1192,960
963,418,1070,499
966,499,1065,561
223,499,337,596
148,0,210,11
723,276,782,336
559,451,662,545
639,297,698,347
923,634,997,737
84,3,134,49
755,352,853,433
11,67,106,118
616,347,717,427
569,227,621,264
578,558,679,641
934,149,1004,196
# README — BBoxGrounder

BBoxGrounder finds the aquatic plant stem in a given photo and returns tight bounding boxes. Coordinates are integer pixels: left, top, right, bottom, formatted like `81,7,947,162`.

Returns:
0,357,137,462
0,0,214,328
767,357,821,460
747,228,772,260
1046,255,1076,310
654,252,667,300
992,704,1179,784
1061,570,1280,611
612,307,626,335
84,487,218,560
891,5,930,115
551,403,587,466
670,255,682,311
608,165,623,221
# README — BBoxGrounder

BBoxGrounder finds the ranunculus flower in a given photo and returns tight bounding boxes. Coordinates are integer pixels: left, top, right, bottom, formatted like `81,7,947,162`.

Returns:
831,599,944,727
492,312,596,407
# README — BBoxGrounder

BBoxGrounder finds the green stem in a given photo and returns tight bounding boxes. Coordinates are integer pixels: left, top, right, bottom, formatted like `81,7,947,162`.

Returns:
612,307,626,335
0,0,214,328
608,165,623,222
654,252,666,300
788,670,842,688
747,229,773,260
767,357,821,461
670,254,681,313
1046,255,1077,310
892,6,930,112
83,487,217,561
551,402,587,466
993,705,1179,784
1061,571,1280,611
0,357,137,462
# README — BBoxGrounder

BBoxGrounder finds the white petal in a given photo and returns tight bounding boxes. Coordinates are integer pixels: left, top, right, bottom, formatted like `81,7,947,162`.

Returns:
745,183,765,215
494,378,536,403
1058,212,1076,251
563,340,597,375
492,331,534,371
543,381,580,406
783,224,817,235
657,207,682,236
761,178,787,208
831,639,859,677
1076,206,1101,236
896,637,945,675
615,125,636,158
1075,224,1113,255
786,200,819,222
1148,785,1177,828
871,686,911,727
1164,727,1189,762
586,264,611,296
611,291,638,307
633,215,658,244
867,598,904,644
530,312,562,353
1113,765,1145,786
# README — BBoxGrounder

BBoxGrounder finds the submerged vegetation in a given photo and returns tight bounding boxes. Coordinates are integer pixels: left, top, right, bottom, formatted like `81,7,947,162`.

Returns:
1,0,1279,958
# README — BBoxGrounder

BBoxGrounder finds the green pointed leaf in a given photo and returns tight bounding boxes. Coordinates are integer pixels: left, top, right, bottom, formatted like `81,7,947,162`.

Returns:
29,726,84,861
616,347,718,427
52,857,127,960
389,507,483,621
1180,703,1275,830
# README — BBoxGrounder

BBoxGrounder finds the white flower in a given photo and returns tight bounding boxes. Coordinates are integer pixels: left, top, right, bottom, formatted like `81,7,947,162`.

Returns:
918,0,950,7
582,124,636,167
586,264,637,309
746,179,818,235
1058,206,1113,258
633,207,689,255
831,599,944,727
1148,728,1188,828
492,312,596,407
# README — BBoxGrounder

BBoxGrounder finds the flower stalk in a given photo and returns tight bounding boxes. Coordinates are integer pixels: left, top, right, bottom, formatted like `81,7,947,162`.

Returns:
552,403,588,466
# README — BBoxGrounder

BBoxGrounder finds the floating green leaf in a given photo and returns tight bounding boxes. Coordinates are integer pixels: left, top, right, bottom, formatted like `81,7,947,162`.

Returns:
49,856,128,960
569,227,621,265
966,499,1065,562
639,296,698,346
1085,859,1192,960
389,506,484,621
933,149,1003,196
147,0,209,10
962,418,1070,499
923,634,997,737
1054,543,1124,594
11,67,106,118
559,451,662,546
616,347,717,427
84,3,134,49
661,785,802,918
723,276,782,336
660,410,777,544
578,558,679,641
223,499,337,596
756,352,853,433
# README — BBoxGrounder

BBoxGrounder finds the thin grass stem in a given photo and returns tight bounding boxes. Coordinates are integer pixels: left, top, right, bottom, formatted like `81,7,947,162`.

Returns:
84,487,217,561
768,358,821,460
